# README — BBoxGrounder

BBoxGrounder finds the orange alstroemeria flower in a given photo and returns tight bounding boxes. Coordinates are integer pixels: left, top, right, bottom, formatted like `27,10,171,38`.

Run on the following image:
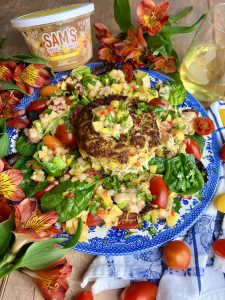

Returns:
22,259,72,300
152,56,177,73
95,23,112,42
137,0,169,36
12,198,61,252
0,160,25,201
13,64,51,95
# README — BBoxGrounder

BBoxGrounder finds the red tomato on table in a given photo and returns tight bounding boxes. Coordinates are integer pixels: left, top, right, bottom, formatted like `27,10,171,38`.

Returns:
184,137,201,160
193,117,214,135
149,176,168,209
212,239,225,258
120,281,158,300
163,240,191,270
74,291,93,300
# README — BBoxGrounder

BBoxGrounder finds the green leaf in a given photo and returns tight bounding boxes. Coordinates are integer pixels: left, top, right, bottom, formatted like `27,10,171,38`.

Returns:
169,6,193,24
12,155,30,169
0,37,6,49
40,179,103,222
12,55,48,64
114,0,132,32
16,135,37,156
15,238,69,270
0,215,14,260
173,197,181,212
63,218,82,249
161,14,206,36
0,263,15,278
164,153,204,195
18,166,34,197
33,152,66,177
0,80,29,95
158,81,186,106
0,117,9,158
148,157,166,174
27,181,48,198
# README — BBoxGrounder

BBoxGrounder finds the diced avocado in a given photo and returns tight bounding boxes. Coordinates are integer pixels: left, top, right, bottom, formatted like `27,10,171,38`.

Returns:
135,70,150,88
33,120,43,133
50,156,67,170
70,66,91,77
117,200,128,210
111,100,120,108
142,213,151,221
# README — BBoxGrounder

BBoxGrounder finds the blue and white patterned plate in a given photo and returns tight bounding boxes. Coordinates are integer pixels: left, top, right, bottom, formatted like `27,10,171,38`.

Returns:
8,62,220,256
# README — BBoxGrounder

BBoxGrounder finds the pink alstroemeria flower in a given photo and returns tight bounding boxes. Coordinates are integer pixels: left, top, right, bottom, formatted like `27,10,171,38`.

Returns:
22,259,72,300
137,0,169,36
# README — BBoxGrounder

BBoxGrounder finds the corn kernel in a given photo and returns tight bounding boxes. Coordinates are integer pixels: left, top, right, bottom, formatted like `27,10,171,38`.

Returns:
47,175,55,182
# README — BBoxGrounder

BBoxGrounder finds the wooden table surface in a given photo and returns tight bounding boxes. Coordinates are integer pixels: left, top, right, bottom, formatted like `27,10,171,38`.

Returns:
0,0,220,299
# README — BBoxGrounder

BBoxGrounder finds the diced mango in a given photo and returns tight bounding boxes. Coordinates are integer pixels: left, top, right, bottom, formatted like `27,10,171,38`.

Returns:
166,211,179,227
149,165,157,174
175,131,185,141
92,121,104,132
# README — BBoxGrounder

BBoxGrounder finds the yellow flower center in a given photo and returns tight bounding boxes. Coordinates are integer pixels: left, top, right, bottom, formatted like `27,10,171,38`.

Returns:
0,172,15,199
26,214,51,233
22,64,39,85
143,13,160,30
40,276,59,291
0,65,9,80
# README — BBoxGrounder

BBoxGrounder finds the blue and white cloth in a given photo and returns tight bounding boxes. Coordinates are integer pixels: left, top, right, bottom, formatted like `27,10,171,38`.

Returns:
82,101,225,300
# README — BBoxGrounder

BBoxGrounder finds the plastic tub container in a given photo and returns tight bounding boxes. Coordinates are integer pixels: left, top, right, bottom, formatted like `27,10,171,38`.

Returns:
11,3,95,71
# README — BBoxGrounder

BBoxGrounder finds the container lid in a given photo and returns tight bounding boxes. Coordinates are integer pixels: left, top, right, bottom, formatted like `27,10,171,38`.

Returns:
11,3,95,28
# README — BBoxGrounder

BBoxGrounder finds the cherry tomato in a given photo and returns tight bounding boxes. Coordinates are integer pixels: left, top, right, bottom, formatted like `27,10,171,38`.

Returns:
34,181,59,200
86,213,104,227
149,98,167,107
212,239,225,258
39,85,60,97
150,176,168,209
184,137,201,160
43,135,64,149
163,240,191,270
120,281,158,300
115,212,139,229
74,291,93,300
220,144,225,161
193,117,214,135
26,99,47,114
122,62,133,82
55,124,77,145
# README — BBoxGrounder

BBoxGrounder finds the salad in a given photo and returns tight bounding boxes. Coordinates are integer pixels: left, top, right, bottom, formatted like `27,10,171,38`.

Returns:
12,65,213,241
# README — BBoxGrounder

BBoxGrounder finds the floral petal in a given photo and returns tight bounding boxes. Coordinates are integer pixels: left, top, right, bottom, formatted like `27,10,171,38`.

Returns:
94,23,111,41
0,63,13,81
14,198,38,228
0,159,4,172
0,169,25,200
137,27,147,49
22,259,72,300
0,199,12,223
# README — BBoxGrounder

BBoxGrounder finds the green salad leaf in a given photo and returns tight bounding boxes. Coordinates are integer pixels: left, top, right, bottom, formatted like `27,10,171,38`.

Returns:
40,179,103,222
159,80,186,106
16,135,37,156
164,153,204,196
0,117,9,158
33,153,66,177
148,157,166,174
0,214,14,260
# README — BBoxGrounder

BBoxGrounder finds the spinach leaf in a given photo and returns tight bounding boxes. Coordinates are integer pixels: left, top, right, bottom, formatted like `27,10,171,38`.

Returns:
12,54,48,64
18,166,34,196
13,155,30,169
40,179,103,222
114,0,132,33
0,117,9,158
148,157,166,174
16,135,37,156
27,181,48,198
189,134,205,155
164,153,204,196
33,153,66,177
0,214,14,260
